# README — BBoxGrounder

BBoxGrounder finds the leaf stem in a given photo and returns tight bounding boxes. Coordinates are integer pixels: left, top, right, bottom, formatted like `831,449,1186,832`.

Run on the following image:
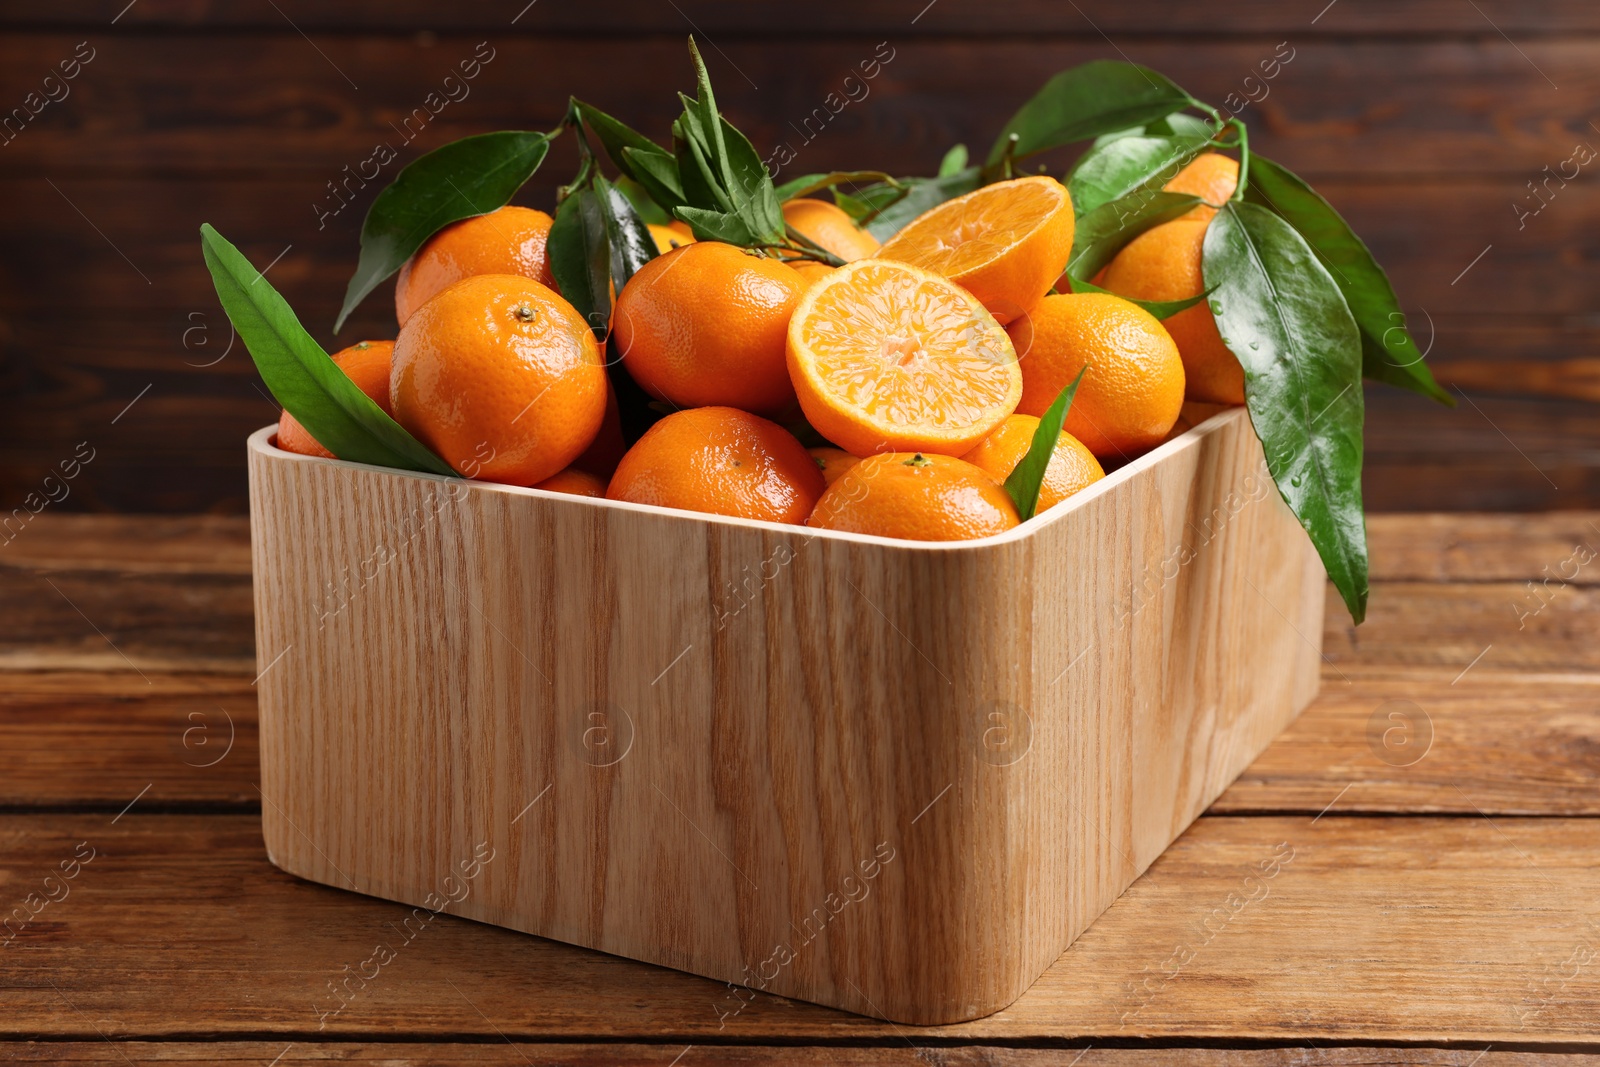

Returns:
1229,118,1251,200
779,226,847,266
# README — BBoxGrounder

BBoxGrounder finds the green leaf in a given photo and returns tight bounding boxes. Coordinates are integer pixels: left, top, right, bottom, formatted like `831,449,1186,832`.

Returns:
1203,201,1368,623
719,119,785,242
865,167,982,240
835,181,906,223
1066,271,1210,320
673,108,730,213
624,145,687,210
548,188,613,339
938,144,969,177
1067,190,1201,278
832,189,873,221
1091,113,1214,151
595,173,657,291
614,174,671,225
1004,368,1085,520
686,39,736,195
336,131,549,332
574,100,662,183
1145,113,1214,140
673,204,759,245
987,61,1197,167
1244,155,1453,406
1066,132,1214,216
774,170,899,202
200,224,454,476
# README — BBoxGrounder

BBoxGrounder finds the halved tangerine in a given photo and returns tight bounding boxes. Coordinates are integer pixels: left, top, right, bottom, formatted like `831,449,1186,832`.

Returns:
876,175,1074,324
786,258,1022,457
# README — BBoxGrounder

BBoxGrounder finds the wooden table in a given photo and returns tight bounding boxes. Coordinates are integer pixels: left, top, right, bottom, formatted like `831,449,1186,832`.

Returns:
3,513,1597,1064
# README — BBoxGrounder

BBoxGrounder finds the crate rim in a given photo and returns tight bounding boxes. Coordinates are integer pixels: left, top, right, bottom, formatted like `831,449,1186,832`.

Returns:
245,405,1253,553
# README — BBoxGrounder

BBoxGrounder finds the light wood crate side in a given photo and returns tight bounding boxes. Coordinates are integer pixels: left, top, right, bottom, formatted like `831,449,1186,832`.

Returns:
247,406,1323,1026
248,435,1036,1023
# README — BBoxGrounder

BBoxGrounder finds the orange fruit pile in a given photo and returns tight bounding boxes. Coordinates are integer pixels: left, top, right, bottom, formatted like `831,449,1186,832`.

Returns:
278,169,1240,541
1097,152,1246,404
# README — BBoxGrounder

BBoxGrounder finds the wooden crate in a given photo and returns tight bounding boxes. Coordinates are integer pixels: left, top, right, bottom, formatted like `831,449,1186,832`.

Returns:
246,405,1324,1025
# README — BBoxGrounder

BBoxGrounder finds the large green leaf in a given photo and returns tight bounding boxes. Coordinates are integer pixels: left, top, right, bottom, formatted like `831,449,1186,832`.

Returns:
548,188,613,339
1244,156,1453,406
864,167,982,240
335,131,549,332
674,204,758,245
624,144,687,210
549,175,659,339
1203,202,1368,623
1004,369,1085,520
987,61,1196,166
614,174,672,225
669,41,785,245
596,174,658,292
201,224,453,476
1066,131,1214,216
1067,190,1201,278
673,108,730,213
574,100,661,183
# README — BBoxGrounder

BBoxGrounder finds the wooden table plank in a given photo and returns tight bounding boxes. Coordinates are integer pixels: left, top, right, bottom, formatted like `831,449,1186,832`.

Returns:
1366,513,1600,584
6,513,1597,672
1217,672,1600,814
0,1047,1593,1066
0,672,257,809
1,514,1597,814
3,814,1595,1044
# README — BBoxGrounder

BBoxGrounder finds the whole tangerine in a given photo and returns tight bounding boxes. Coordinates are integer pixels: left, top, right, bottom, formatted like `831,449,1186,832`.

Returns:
606,406,825,524
806,452,1019,542
392,274,606,486
614,242,805,414
395,206,557,326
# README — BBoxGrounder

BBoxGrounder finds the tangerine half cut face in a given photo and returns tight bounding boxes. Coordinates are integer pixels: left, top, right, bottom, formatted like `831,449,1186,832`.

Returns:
876,175,1074,324
786,258,1022,457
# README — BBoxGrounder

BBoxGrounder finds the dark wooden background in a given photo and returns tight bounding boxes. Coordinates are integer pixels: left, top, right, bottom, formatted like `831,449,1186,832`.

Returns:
3,0,1597,514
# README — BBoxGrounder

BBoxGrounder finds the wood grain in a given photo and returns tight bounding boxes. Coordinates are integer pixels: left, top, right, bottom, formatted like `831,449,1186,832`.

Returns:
15,0,1600,34
1215,673,1600,814
3,37,1597,178
245,409,1323,1024
5,813,1597,1043
3,514,1598,814
0,671,257,809
0,1047,1593,1066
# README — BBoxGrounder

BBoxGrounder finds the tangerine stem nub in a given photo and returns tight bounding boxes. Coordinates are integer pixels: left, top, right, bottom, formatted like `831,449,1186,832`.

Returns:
515,304,538,322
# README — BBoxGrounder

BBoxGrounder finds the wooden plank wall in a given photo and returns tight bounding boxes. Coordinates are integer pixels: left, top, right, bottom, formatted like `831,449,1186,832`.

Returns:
1,1,1597,513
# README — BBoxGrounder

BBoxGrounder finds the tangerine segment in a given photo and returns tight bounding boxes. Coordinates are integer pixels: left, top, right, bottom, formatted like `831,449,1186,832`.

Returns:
787,258,1022,458
876,176,1074,324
